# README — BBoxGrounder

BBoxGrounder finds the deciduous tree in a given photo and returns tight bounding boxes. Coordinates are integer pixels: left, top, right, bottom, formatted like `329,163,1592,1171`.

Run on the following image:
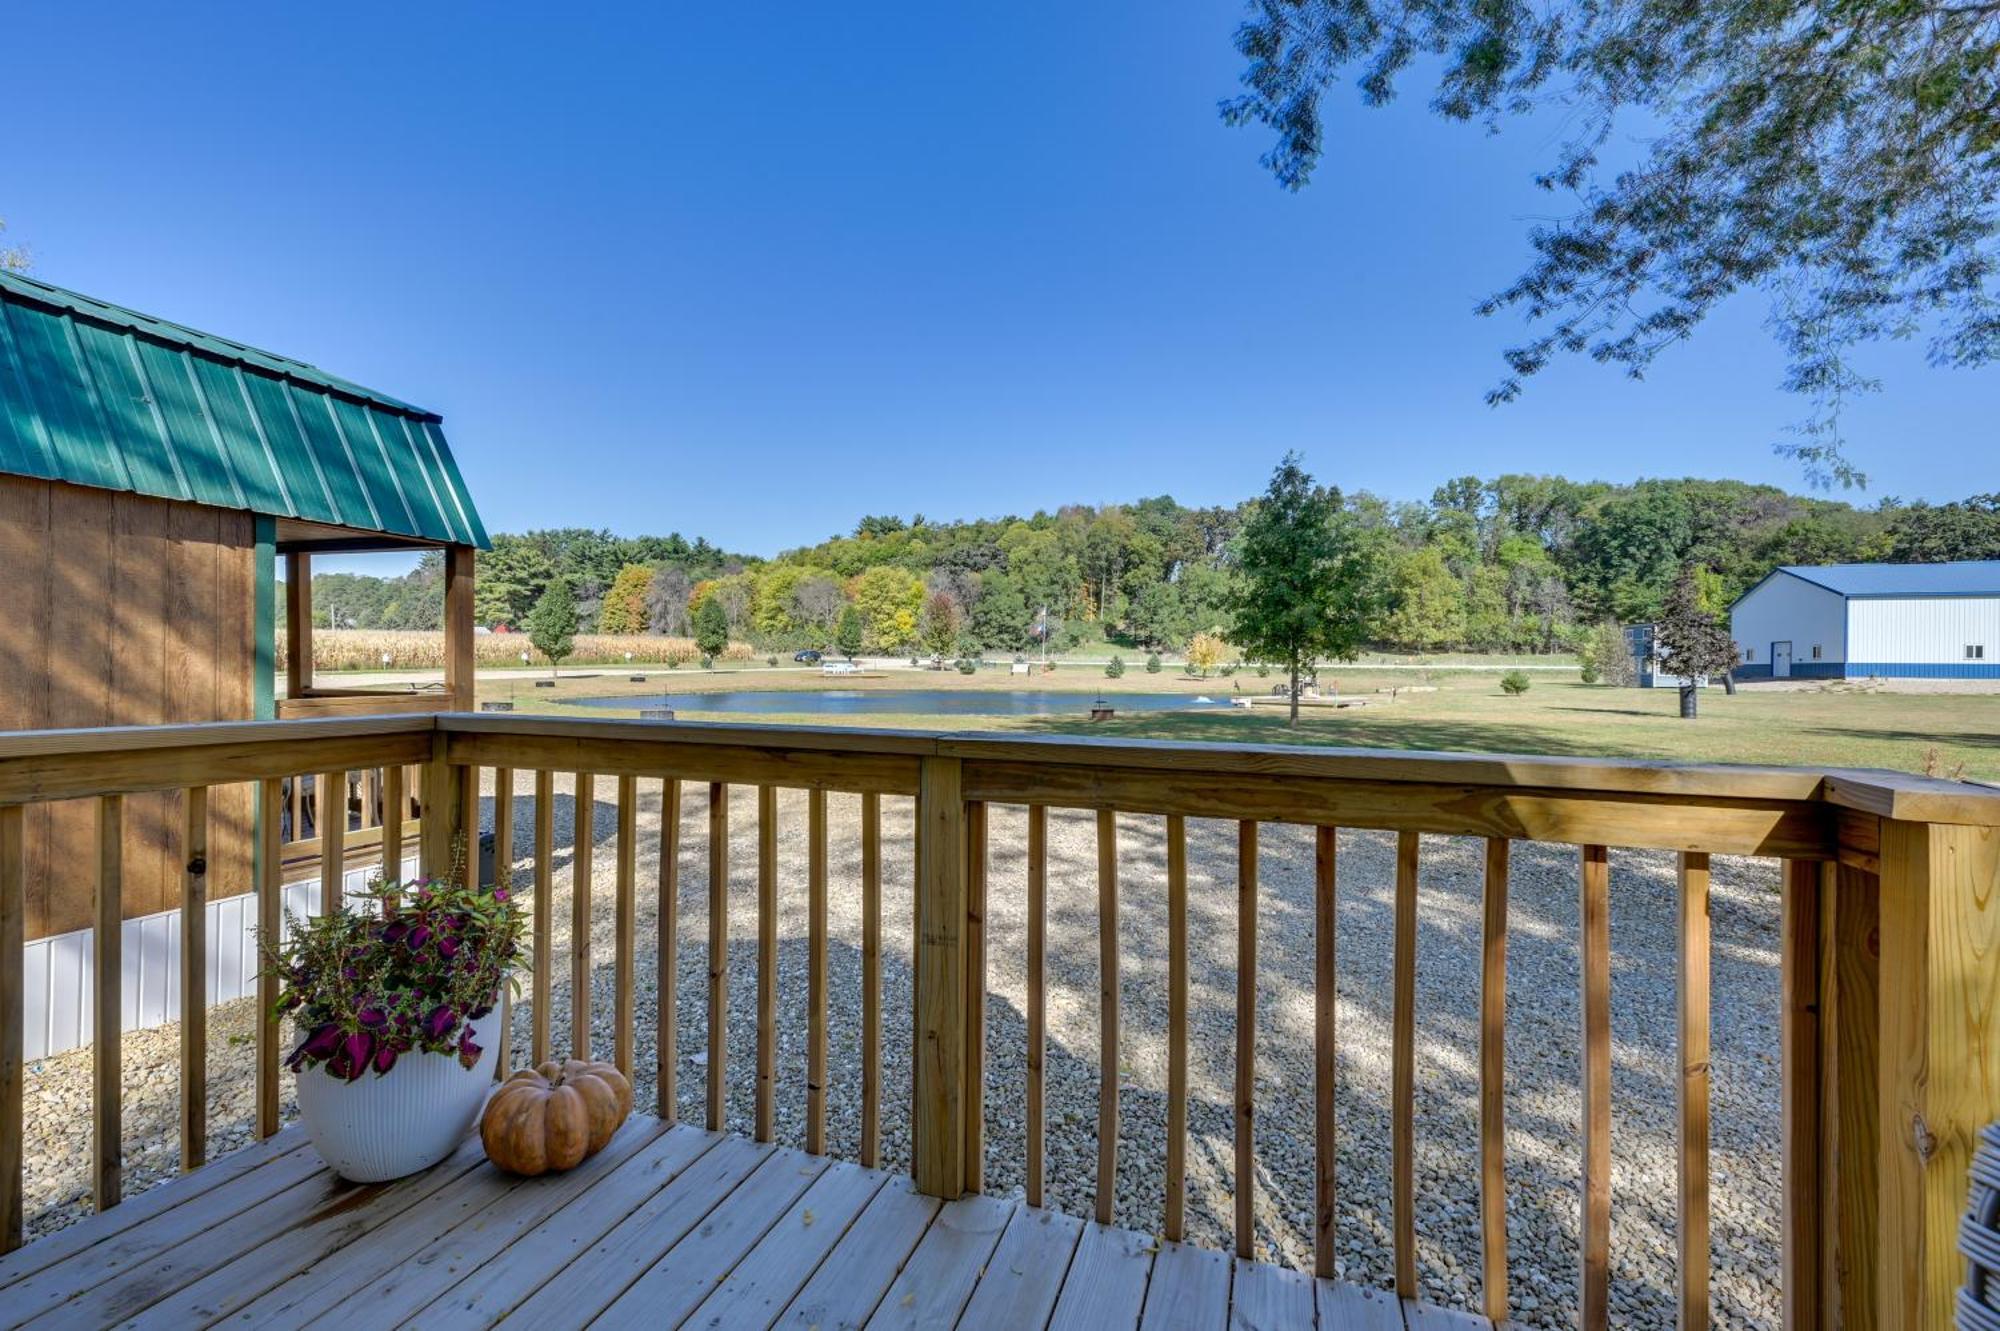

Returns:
526,581,578,679
1655,566,1741,719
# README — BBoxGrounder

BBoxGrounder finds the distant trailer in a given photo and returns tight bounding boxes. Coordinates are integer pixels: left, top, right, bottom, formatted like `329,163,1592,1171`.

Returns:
1731,560,2000,680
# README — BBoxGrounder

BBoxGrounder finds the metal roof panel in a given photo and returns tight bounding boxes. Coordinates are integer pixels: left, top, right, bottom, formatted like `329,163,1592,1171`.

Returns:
1780,560,2000,598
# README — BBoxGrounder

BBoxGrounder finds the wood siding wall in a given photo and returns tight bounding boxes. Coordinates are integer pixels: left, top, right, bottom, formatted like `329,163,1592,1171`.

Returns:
0,477,256,938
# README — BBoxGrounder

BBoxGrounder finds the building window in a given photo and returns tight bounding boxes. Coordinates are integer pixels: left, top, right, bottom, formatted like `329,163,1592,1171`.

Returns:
1744,647,1755,661
1970,645,1987,660
1811,644,1822,660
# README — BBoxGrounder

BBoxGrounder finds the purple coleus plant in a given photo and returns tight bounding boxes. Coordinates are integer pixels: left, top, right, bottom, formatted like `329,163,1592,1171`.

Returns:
264,869,524,1082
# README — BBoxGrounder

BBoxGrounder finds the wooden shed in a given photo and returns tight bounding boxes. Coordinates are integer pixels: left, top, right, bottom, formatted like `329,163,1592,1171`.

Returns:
0,271,487,950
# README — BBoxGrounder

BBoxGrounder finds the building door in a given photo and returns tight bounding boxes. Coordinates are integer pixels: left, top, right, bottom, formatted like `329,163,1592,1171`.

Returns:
1772,641,1793,678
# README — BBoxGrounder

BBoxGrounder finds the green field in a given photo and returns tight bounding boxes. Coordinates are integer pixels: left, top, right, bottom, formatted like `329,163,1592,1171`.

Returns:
477,666,2000,781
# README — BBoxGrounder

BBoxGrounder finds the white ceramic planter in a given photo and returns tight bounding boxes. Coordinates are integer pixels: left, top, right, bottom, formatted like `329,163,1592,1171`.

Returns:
295,1035,498,1182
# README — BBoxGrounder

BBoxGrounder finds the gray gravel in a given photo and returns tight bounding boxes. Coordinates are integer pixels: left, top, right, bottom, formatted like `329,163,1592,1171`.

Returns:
20,775,1784,1328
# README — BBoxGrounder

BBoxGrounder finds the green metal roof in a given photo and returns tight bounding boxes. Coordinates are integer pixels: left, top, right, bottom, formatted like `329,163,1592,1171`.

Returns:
0,271,488,547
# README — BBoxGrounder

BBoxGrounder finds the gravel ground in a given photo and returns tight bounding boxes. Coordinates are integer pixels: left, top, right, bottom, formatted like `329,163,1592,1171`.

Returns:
21,775,1784,1328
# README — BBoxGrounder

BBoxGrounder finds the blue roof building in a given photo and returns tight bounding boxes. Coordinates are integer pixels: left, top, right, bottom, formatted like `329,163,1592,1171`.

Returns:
1730,561,2000,680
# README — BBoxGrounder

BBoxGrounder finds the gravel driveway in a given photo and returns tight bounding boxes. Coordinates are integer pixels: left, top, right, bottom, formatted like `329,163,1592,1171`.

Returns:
21,775,1783,1328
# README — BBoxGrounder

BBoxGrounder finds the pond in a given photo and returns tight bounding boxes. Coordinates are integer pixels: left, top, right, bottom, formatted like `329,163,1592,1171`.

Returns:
563,689,1237,717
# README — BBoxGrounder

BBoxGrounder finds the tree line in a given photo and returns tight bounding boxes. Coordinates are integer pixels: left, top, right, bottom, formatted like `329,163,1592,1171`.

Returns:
309,476,2000,657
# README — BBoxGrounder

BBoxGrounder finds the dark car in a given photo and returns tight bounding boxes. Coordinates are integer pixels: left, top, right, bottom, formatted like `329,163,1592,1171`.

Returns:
794,649,823,664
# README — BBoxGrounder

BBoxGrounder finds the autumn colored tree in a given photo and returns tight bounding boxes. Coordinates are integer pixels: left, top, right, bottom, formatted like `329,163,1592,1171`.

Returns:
597,564,654,634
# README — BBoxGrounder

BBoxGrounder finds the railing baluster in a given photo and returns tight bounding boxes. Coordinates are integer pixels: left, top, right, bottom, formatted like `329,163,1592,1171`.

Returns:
1026,803,1047,1210
532,769,554,1066
707,782,729,1132
1480,836,1510,1321
1678,851,1712,1329
362,768,381,831
860,791,881,1168
756,785,777,1143
1580,843,1612,1331
1392,829,1418,1297
381,763,405,891
964,800,987,1189
1096,807,1119,1226
1313,823,1337,1277
318,770,344,913
1165,812,1187,1241
1780,858,1822,1331
256,778,281,1138
912,756,966,1199
1236,818,1258,1260
492,767,513,1078
572,771,594,1061
614,774,637,1079
657,779,681,1121
807,787,829,1156
95,793,123,1211
1,803,26,1253
180,787,208,1173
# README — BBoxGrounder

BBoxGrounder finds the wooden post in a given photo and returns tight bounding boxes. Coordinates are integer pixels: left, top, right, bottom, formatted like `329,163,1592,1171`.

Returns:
1781,859,1822,1331
180,788,209,1173
1580,844,1613,1331
1677,851,1712,1330
912,756,966,1200
657,779,681,1121
419,736,468,882
614,774,636,1079
1479,836,1509,1320
1823,858,1881,1328
964,800,987,1190
443,544,476,711
284,552,311,702
1,804,24,1252
1876,818,2000,1330
95,794,123,1211
255,779,282,1139
572,772,594,1062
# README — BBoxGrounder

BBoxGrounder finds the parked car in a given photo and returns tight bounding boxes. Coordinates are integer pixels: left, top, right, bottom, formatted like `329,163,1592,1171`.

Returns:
794,648,823,664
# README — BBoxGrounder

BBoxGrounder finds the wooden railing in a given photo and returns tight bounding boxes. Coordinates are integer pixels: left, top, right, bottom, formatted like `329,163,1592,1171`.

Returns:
0,712,1996,1329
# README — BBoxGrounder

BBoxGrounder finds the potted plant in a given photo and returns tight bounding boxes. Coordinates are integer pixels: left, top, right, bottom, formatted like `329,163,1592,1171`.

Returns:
264,867,524,1182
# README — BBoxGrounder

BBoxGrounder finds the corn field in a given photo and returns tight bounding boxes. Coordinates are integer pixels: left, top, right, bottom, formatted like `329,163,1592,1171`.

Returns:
288,630,758,673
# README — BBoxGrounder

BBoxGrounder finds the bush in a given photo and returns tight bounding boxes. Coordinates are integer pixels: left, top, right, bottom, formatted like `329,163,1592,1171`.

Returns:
1500,670,1532,695
1145,653,1161,673
1255,662,1270,677
767,655,778,667
1105,655,1125,679
956,657,976,675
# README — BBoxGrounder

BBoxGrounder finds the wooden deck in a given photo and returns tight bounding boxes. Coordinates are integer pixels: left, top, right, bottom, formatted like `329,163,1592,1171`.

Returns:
0,1114,1482,1330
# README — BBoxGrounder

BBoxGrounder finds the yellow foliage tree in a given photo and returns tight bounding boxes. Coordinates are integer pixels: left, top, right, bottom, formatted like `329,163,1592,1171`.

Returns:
1185,630,1229,677
597,564,655,634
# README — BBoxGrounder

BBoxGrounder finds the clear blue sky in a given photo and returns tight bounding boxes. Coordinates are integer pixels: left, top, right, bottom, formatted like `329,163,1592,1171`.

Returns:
6,2,1988,565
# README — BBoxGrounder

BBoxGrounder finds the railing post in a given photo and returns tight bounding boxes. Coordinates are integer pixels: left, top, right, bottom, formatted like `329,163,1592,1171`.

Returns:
913,755,966,1200
419,733,469,883
1875,817,2000,1330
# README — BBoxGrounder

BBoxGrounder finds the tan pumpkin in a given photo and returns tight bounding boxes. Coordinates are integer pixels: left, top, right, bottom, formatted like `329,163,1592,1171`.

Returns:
481,1059,633,1175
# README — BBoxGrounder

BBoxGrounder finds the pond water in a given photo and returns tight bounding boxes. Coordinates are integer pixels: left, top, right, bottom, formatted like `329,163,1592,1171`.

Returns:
565,689,1236,717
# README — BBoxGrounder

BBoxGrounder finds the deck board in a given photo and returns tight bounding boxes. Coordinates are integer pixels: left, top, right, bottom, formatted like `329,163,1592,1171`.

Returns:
0,1113,1501,1330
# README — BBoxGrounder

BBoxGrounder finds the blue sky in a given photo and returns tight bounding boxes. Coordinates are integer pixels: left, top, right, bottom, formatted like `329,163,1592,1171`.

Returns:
6,2,1989,566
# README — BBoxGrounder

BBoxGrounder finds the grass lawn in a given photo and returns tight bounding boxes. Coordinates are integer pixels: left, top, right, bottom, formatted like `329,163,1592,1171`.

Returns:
476,665,2000,781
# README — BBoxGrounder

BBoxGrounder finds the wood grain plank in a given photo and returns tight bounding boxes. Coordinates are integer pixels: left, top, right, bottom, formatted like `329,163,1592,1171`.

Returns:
914,756,967,1199
1028,802,1048,1209
1480,835,1509,1320
180,786,207,1172
614,772,637,1078
317,770,343,913
757,784,778,1143
865,1189,1011,1329
1580,843,1612,1331
1142,1240,1232,1331
683,1157,889,1331
490,765,511,1077
255,778,281,1139
808,786,830,1155
1236,818,1258,1261
1315,1279,1404,1330
532,768,554,1066
1230,1255,1313,1331
1098,807,1120,1226
1678,850,1712,1329
95,793,123,1212
659,778,681,1121
965,798,988,1190
1167,812,1188,1241
774,1175,942,1330
1780,858,1822,1331
709,781,730,1132
572,769,595,1061
585,1146,827,1327
1313,823,1336,1277
391,1124,723,1331
1823,861,1879,1326
862,790,882,1167
380,763,405,890
1047,1220,1157,1331
0,805,24,1253
959,1203,1086,1331
1393,829,1418,1298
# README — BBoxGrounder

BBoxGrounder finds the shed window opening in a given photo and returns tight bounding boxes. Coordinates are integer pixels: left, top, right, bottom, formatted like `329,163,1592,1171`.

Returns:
1744,647,1755,662
1811,644,1822,660
1971,644,1988,660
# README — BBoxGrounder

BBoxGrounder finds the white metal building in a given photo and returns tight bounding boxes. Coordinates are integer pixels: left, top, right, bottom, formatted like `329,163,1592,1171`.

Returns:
1730,560,2000,680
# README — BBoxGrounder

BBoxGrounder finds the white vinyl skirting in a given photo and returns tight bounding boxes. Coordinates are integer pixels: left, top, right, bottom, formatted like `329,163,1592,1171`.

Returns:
19,856,418,1063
